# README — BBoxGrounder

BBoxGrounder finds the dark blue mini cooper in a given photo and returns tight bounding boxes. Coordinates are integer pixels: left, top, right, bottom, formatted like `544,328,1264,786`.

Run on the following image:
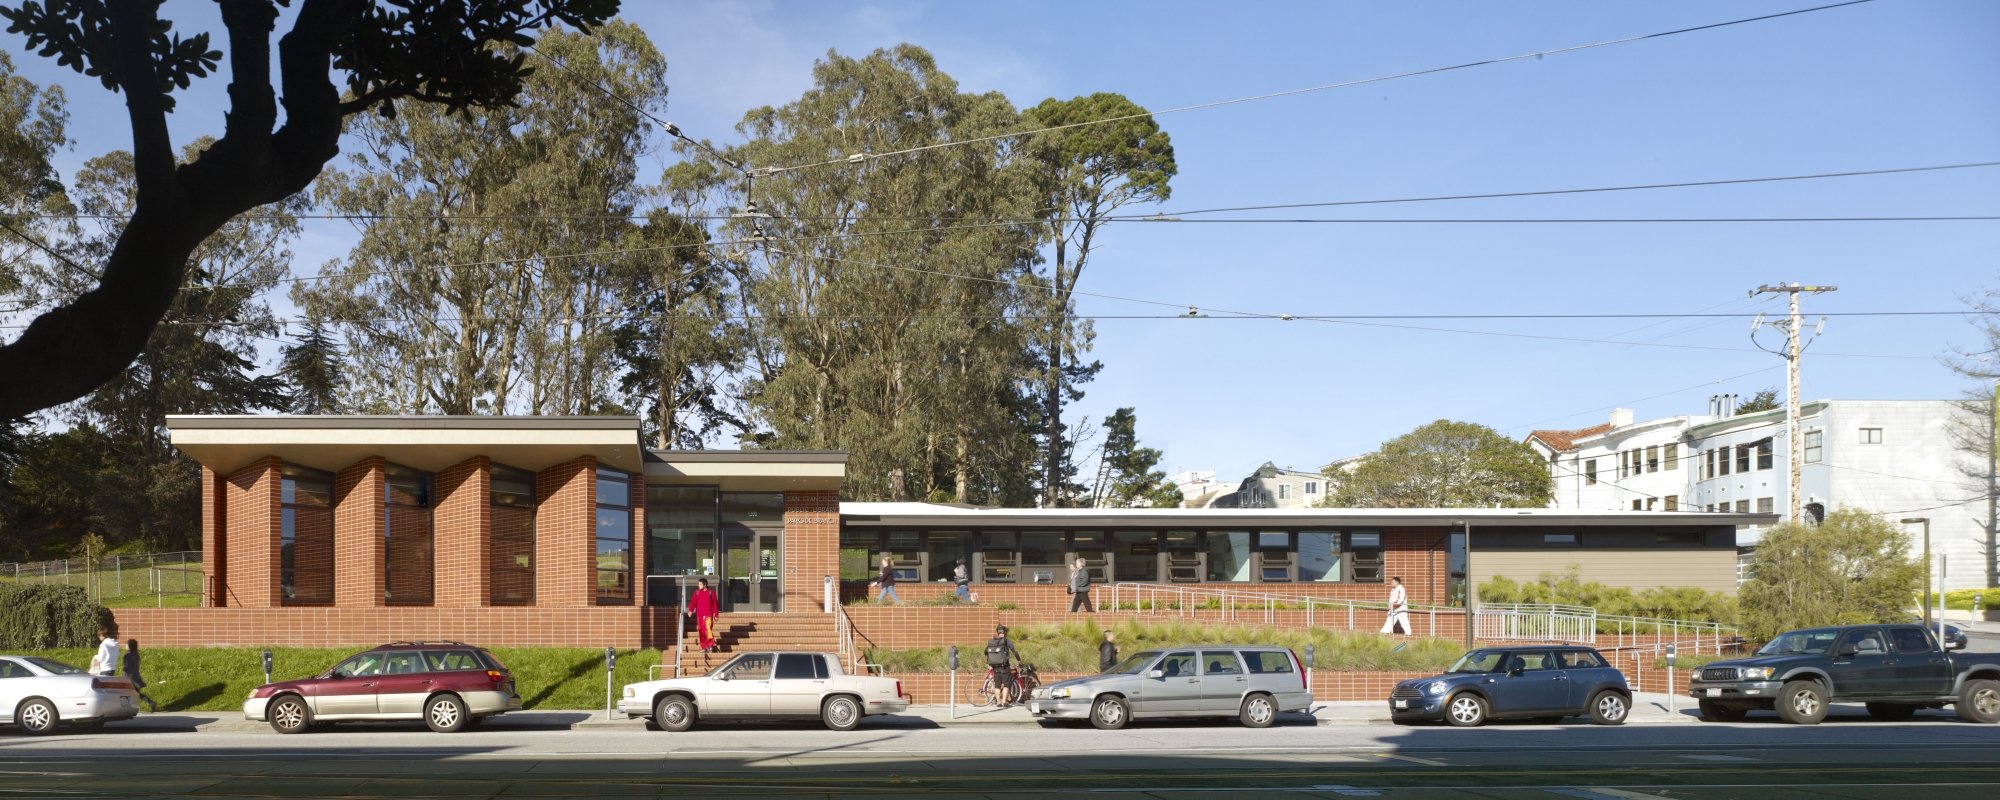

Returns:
1389,645,1632,727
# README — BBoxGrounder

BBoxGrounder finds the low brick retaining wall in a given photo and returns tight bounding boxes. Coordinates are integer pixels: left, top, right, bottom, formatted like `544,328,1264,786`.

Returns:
109,606,688,648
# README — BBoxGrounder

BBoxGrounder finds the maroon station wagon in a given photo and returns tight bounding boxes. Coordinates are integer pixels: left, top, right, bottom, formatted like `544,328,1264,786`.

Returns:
243,642,521,734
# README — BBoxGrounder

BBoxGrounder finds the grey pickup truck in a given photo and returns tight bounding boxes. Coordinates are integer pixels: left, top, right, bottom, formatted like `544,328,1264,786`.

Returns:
1688,623,2000,724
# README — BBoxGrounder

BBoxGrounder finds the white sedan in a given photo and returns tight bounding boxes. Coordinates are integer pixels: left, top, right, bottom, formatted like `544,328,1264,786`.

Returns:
618,651,907,731
0,655,140,735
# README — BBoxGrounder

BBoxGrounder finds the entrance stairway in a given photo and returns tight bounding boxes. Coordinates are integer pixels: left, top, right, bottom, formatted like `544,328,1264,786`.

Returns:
670,612,840,674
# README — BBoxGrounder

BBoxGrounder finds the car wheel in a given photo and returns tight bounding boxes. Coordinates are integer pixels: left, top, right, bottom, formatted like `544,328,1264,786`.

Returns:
655,695,697,733
424,694,469,733
1090,695,1129,730
16,699,57,736
1444,693,1487,727
1958,679,2000,724
1589,691,1628,726
822,695,862,731
1698,700,1747,722
1775,681,1827,725
1865,702,1918,722
1239,693,1277,728
268,695,311,735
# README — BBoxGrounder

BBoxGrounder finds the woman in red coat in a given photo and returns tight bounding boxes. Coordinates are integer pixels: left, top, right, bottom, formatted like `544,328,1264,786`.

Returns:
690,578,721,652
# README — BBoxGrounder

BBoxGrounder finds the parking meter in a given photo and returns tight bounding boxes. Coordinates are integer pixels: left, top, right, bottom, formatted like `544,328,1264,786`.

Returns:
604,647,617,719
1664,644,1677,667
947,645,960,718
1664,644,1678,712
1304,644,1315,670
261,649,273,686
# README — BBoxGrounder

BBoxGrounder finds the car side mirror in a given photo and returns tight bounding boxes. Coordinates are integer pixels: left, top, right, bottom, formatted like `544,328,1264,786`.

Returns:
715,672,730,681
330,671,346,680
1149,669,1163,679
1836,644,1859,657
1508,668,1524,678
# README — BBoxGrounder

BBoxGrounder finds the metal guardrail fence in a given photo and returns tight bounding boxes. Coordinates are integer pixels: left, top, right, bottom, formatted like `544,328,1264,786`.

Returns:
0,551,202,606
1100,583,1740,648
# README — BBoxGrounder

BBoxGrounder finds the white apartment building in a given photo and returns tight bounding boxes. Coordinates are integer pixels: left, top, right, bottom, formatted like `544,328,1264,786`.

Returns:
1182,463,1329,508
1530,399,1991,590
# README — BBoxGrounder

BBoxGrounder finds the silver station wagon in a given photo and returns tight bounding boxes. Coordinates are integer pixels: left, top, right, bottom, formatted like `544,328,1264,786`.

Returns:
1028,646,1313,729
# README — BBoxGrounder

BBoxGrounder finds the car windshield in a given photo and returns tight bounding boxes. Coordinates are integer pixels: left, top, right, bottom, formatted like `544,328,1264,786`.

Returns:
1106,651,1162,675
22,657,85,675
1447,651,1505,674
1758,629,1841,655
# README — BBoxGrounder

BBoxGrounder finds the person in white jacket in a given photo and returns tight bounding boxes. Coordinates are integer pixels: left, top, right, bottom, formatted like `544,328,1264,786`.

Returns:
1379,577,1410,635
87,627,120,677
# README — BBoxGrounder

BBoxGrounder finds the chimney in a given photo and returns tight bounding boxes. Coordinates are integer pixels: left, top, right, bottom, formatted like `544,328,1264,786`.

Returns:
1609,408,1634,428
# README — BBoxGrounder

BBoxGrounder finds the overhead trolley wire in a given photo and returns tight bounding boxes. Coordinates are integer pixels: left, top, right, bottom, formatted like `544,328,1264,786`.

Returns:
761,0,1879,174
30,159,1989,224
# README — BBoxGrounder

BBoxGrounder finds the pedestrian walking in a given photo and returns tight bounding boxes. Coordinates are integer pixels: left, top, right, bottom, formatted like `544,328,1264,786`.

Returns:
875,555,900,604
1067,558,1094,613
1379,576,1410,635
123,639,158,712
87,627,119,677
690,578,721,652
953,558,971,602
1099,630,1119,672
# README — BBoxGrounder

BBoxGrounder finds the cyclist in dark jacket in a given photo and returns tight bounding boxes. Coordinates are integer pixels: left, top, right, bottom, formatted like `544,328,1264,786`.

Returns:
986,625,1019,705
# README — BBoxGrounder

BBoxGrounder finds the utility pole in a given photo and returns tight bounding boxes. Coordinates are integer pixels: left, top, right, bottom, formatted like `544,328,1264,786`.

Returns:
1990,379,1998,589
1752,283,1836,523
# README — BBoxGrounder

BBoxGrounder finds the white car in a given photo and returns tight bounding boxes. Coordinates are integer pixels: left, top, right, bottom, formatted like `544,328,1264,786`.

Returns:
0,655,140,735
618,651,908,731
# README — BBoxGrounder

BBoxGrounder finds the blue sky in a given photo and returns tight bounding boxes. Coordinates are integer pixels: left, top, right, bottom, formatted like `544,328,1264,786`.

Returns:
8,0,1998,481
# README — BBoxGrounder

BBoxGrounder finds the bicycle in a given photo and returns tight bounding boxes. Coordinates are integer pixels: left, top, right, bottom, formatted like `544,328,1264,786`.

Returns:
971,662,1041,707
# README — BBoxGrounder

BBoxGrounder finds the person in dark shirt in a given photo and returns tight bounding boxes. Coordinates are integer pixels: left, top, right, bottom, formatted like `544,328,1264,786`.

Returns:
123,639,157,712
985,625,1019,705
1099,630,1118,673
875,555,900,604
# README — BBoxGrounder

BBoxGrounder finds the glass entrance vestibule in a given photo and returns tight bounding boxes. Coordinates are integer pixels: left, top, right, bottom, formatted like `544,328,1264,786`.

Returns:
644,487,785,612
839,529,1386,588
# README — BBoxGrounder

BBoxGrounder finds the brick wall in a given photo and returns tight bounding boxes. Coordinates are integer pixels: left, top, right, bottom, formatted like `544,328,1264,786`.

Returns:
201,466,224,607
536,457,596,608
434,457,491,608
784,491,840,612
846,581,1447,613
109,607,687,649
841,606,1468,651
333,458,386,607
222,457,282,607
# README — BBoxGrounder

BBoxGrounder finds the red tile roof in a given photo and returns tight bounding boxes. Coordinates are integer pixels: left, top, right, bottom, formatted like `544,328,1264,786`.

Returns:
1525,423,1613,452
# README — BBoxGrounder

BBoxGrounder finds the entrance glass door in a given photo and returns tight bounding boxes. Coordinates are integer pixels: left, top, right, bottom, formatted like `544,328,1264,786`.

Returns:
724,527,783,612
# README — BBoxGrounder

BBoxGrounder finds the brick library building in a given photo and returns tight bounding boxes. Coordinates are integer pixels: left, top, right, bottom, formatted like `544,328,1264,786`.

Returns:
112,415,1764,650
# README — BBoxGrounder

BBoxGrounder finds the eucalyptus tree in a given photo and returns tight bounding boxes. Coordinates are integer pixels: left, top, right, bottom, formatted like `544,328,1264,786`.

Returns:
0,50,67,307
687,45,1044,502
610,205,742,449
298,22,666,415
0,0,622,421
1021,93,1176,507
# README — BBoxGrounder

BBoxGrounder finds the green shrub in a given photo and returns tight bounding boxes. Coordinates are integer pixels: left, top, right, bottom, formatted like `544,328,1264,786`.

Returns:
1944,588,2000,611
865,619,1465,673
0,584,115,649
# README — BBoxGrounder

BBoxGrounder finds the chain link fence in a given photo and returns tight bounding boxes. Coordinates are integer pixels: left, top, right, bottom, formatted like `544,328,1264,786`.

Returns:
0,551,202,607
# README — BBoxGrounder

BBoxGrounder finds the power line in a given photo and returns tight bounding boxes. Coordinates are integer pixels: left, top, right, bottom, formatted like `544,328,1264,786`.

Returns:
763,0,1878,174
26,158,1980,224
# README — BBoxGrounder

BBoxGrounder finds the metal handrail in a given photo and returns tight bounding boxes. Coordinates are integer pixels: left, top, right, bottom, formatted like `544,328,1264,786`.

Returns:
1101,582,1462,634
833,603,883,674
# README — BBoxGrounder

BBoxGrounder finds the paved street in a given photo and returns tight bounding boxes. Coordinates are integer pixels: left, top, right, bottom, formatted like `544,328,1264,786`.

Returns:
6,702,2000,798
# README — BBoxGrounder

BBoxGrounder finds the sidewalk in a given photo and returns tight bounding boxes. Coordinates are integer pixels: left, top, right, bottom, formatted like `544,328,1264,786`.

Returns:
111,692,1703,734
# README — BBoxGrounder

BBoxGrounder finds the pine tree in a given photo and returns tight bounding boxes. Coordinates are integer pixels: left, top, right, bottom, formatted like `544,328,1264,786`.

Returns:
282,319,347,415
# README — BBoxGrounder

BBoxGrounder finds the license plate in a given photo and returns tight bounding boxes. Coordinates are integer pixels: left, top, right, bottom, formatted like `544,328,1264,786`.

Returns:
121,697,131,707
1029,702,1040,713
1706,688,1723,697
1394,699,1409,709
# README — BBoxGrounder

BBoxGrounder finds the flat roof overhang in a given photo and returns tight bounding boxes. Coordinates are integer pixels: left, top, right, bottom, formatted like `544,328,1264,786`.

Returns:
644,449,848,492
839,503,1778,529
167,415,647,475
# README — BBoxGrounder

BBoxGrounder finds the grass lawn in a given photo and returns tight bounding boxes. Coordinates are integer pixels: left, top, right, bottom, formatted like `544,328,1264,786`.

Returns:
866,619,1468,673
10,646,664,712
